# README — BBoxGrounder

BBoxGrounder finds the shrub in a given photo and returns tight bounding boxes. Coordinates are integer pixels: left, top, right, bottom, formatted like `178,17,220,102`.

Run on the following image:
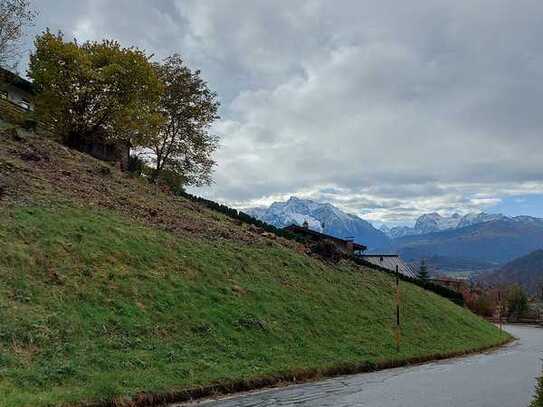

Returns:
127,155,145,176
309,239,343,262
507,285,529,321
532,372,543,407
21,116,38,131
467,293,496,317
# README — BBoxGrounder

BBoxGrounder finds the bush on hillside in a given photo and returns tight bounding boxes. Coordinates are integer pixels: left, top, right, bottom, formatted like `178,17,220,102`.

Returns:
532,372,543,407
467,293,496,318
309,239,343,263
507,285,529,321
127,155,145,176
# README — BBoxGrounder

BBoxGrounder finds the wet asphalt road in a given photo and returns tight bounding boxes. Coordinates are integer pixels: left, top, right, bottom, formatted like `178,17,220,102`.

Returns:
178,325,543,407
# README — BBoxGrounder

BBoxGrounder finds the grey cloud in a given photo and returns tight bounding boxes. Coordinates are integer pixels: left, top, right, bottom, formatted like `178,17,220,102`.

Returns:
27,0,543,223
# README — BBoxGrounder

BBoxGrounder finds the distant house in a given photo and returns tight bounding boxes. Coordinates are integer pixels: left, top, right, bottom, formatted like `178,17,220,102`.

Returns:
283,222,367,256
67,129,130,170
0,67,129,169
358,254,417,279
0,67,35,115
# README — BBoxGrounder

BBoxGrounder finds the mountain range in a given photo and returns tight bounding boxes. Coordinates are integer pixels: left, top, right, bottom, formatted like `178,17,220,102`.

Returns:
394,216,543,265
246,197,390,249
247,197,543,273
380,212,507,238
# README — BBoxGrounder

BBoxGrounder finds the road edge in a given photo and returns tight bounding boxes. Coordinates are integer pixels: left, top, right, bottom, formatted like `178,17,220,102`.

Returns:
80,335,514,407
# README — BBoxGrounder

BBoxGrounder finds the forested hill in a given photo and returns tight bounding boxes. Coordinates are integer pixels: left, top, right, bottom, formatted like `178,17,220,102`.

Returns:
481,250,543,295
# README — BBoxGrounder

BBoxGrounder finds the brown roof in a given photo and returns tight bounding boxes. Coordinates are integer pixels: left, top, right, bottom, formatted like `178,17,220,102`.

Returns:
283,224,367,251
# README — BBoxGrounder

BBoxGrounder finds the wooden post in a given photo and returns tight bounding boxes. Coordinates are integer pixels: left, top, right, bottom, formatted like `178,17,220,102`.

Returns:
395,265,401,352
498,288,503,331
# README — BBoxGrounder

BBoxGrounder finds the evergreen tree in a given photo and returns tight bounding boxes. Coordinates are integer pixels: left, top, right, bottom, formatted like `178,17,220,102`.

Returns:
417,259,430,283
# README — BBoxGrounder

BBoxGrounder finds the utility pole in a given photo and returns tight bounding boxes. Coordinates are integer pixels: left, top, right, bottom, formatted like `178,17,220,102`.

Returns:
395,265,401,352
497,289,503,333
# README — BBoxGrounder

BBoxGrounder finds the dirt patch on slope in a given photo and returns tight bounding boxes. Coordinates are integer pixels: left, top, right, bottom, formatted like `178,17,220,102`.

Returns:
0,128,293,246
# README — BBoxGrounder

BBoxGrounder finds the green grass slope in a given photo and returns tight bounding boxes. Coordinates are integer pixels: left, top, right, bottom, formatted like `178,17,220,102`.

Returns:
0,129,508,407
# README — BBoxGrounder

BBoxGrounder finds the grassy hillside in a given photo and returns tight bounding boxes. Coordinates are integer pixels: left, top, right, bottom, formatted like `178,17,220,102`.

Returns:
0,128,508,407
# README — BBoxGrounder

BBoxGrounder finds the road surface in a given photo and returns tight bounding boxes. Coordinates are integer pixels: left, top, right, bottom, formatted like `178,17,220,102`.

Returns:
179,325,543,407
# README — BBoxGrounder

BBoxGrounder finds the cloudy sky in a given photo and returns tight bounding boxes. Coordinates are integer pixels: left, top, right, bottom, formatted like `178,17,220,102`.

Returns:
23,0,543,225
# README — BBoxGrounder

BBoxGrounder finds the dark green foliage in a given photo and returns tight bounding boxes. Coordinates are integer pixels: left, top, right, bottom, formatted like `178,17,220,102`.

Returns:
532,372,543,407
506,285,529,321
127,155,145,176
417,260,430,283
21,115,38,131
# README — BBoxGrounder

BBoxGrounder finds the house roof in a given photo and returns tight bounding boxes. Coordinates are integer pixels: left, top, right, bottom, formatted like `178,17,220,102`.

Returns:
0,67,35,94
359,254,417,278
283,224,367,251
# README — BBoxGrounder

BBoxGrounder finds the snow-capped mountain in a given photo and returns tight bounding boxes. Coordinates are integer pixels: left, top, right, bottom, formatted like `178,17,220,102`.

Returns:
383,212,508,238
245,197,391,249
380,225,413,239
456,212,507,229
414,212,462,234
